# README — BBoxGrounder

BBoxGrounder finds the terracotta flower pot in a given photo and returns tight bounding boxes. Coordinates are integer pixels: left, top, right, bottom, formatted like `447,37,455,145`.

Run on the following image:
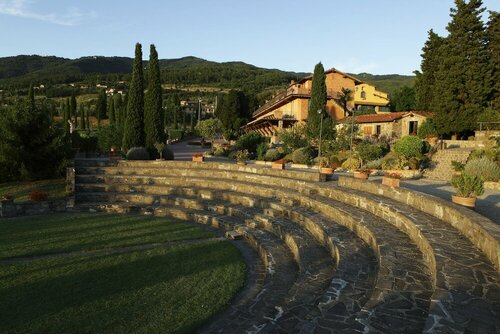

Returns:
237,161,247,165
272,162,285,170
354,171,369,180
192,155,204,162
320,167,334,175
382,176,400,187
426,136,438,145
451,195,476,208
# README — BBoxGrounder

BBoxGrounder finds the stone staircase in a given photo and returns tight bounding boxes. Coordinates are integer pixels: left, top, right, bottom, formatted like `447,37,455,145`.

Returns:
424,147,473,180
73,159,500,333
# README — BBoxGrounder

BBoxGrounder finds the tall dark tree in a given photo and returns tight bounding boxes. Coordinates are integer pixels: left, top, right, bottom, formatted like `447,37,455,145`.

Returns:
108,96,115,125
432,0,490,134
391,86,416,111
165,94,180,129
487,10,500,110
96,89,107,127
79,104,86,130
144,44,164,152
414,30,444,110
70,93,77,124
305,62,335,142
123,43,145,151
64,100,70,133
214,90,251,138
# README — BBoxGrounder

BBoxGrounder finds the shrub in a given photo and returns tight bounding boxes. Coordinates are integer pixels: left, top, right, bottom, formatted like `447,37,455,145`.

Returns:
75,132,98,153
356,142,384,165
452,174,484,197
96,125,123,153
29,191,48,202
168,129,184,141
417,119,437,139
381,152,400,170
292,147,315,165
235,149,249,162
235,132,266,155
464,158,500,182
451,160,465,172
365,158,383,169
277,124,308,154
213,146,228,157
394,135,424,159
256,142,268,160
126,147,150,160
264,148,282,161
163,146,174,160
341,157,361,170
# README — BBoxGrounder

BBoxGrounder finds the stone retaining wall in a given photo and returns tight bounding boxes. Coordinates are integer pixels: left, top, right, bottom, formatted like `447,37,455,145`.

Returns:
0,199,67,218
338,176,500,273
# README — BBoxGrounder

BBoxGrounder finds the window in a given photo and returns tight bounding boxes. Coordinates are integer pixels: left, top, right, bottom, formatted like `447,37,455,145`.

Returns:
409,121,418,135
376,125,381,135
360,91,366,100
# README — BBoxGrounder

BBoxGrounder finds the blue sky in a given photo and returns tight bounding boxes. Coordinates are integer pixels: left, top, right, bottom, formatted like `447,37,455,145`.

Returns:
0,0,498,75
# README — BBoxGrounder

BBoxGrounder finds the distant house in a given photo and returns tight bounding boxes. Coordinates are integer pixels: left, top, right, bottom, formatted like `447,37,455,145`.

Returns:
242,68,390,141
338,111,433,139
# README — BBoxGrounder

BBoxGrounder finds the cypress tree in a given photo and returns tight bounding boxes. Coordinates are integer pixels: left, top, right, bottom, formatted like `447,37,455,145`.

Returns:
414,30,444,110
70,93,77,124
144,44,164,152
487,11,500,110
182,109,186,132
64,101,70,133
79,104,86,130
108,96,115,125
86,106,91,129
96,89,107,127
123,43,145,151
432,0,490,135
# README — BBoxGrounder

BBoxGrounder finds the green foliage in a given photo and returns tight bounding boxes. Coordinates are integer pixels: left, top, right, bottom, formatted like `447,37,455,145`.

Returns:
107,96,115,125
162,146,174,160
195,118,223,144
215,90,254,138
292,147,315,165
123,43,145,151
144,45,164,153
464,157,500,182
95,125,123,153
417,119,438,138
277,124,308,154
341,157,361,170
235,132,266,155
364,158,383,169
0,101,71,182
394,135,424,159
381,152,401,170
126,147,150,160
263,148,283,162
168,129,184,141
356,142,384,164
431,0,491,134
75,132,98,152
256,142,268,160
452,174,484,197
390,85,415,111
235,149,249,162
451,160,465,172
96,89,107,123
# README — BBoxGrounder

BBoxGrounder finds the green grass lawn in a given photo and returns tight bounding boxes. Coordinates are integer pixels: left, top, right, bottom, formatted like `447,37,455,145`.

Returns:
0,213,246,333
0,178,66,203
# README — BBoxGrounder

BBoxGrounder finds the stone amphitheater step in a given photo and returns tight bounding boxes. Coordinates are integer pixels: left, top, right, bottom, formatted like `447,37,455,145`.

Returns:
335,183,500,333
74,161,499,332
76,179,434,333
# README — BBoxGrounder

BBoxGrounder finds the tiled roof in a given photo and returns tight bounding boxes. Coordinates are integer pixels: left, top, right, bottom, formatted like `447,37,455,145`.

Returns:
340,111,432,124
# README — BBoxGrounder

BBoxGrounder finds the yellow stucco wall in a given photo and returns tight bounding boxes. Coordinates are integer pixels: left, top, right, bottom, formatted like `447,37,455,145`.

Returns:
354,83,389,107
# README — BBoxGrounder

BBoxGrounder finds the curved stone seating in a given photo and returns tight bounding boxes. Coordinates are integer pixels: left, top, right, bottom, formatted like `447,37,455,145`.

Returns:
74,160,500,333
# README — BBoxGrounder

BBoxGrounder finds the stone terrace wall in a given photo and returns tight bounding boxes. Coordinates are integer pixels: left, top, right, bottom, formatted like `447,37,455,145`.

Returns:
0,200,67,218
338,176,500,273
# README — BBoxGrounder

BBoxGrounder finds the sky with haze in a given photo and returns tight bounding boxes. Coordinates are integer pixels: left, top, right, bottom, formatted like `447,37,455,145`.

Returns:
0,0,498,75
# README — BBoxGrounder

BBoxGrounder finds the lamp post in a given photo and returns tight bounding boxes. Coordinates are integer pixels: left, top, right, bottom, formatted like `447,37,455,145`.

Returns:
349,107,355,163
317,109,323,174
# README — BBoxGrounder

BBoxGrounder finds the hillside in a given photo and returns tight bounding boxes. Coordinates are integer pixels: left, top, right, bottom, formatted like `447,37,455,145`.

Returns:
0,55,414,95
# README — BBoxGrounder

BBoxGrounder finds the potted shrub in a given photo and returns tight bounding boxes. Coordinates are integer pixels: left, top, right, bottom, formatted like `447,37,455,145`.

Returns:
272,159,285,170
382,172,402,187
192,152,205,162
354,168,371,180
319,156,335,175
235,149,249,165
154,142,166,161
451,174,484,208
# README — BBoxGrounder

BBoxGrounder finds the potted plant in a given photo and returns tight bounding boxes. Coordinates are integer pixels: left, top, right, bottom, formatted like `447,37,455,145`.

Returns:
319,156,335,175
235,149,249,165
451,174,484,208
451,160,465,176
354,168,371,180
382,172,402,187
154,142,166,161
272,159,285,170
192,152,205,162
